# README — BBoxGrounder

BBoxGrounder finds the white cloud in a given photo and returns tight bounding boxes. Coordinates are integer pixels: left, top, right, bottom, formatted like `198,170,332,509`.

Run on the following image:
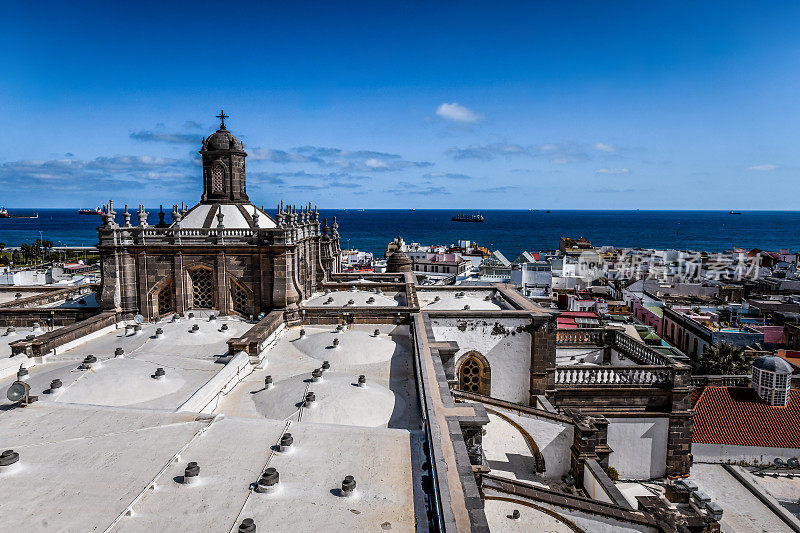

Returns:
364,158,389,169
595,168,630,174
594,142,616,152
435,102,482,123
747,164,778,171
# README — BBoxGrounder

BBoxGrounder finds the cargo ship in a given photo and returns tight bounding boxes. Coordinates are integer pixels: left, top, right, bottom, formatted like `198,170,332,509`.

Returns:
451,213,484,222
0,207,8,218
78,207,103,215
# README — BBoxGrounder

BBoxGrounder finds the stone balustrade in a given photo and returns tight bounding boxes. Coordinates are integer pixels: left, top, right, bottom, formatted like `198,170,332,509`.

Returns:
556,328,604,345
554,365,672,386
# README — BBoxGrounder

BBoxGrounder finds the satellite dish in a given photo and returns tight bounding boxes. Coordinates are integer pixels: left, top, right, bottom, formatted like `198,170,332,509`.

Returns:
788,458,799,469
6,380,30,403
134,314,145,324
774,458,785,467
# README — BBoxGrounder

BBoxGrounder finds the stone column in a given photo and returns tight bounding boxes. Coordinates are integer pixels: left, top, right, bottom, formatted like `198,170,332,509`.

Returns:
530,316,557,402
666,366,694,477
173,252,185,314
215,252,228,315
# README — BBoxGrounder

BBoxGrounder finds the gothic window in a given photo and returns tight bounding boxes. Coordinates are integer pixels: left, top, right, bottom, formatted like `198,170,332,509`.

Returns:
188,267,214,309
230,280,250,316
457,352,489,395
211,164,225,193
156,279,174,316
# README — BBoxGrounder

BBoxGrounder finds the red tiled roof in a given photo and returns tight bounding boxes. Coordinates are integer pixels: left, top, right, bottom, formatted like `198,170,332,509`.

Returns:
692,386,800,448
559,311,598,318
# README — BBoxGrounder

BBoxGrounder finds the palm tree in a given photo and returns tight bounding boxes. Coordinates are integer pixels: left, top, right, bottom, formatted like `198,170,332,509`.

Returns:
698,343,749,375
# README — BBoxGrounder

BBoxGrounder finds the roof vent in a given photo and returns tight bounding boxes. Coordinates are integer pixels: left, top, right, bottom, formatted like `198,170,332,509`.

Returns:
238,518,256,532
367,297,375,304
455,292,465,299
14,293,21,299
508,509,520,520
125,324,135,334
434,296,441,302
220,324,228,331
191,324,200,333
173,313,181,322
0,450,19,469
208,314,216,321
154,328,164,339
484,295,492,301
311,369,323,382
183,461,200,484
256,468,279,493
463,305,470,310
357,375,366,388
49,379,62,392
264,375,273,389
304,392,316,407
324,297,333,305
5,327,15,335
321,361,330,371
373,329,380,337
153,367,166,380
188,312,195,319
115,347,125,357
325,288,332,294
347,299,355,305
299,329,306,338
336,324,344,332
16,365,28,381
341,475,356,497
279,433,293,452
25,334,35,341
332,338,340,347
78,355,97,370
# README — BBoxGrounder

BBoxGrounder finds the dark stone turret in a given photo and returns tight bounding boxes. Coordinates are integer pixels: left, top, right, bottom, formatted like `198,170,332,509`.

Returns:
200,110,249,204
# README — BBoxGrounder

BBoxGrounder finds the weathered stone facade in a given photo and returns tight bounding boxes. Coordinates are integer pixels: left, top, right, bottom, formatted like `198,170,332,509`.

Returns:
97,116,340,321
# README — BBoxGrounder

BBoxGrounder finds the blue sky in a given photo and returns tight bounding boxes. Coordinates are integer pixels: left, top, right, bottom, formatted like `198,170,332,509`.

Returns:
2,1,800,209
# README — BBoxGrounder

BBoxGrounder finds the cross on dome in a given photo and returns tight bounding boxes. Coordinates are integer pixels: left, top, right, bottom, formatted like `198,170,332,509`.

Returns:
216,109,229,129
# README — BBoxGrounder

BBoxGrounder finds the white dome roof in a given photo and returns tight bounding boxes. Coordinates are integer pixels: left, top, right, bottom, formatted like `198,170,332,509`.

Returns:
176,203,276,229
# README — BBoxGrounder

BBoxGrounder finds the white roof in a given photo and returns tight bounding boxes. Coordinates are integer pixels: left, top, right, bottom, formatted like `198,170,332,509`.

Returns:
177,203,276,229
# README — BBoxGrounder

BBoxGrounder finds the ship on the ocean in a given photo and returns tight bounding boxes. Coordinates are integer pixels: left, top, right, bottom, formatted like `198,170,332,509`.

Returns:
0,207,9,218
451,213,484,222
78,207,103,215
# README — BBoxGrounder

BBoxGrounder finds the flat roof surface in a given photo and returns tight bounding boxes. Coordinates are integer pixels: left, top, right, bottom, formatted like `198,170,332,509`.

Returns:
0,318,423,532
0,315,252,411
303,288,403,307
691,463,793,533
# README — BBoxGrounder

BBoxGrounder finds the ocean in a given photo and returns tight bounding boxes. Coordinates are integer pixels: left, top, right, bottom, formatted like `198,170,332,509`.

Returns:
1,209,799,258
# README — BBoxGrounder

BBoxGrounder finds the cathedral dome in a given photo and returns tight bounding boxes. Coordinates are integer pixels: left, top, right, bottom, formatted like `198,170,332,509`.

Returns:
204,127,243,152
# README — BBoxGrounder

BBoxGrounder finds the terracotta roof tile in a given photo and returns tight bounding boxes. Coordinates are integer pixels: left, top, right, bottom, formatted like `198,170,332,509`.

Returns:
692,386,800,448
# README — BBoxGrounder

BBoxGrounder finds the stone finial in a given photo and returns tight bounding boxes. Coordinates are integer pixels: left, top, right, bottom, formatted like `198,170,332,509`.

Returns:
137,204,149,227
252,211,260,227
321,218,330,236
157,205,167,227
172,205,182,224
122,204,132,227
216,210,225,229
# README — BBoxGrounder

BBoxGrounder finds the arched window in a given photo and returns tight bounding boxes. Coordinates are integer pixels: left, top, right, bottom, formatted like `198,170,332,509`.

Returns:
230,279,251,316
156,278,174,316
457,352,490,396
211,163,225,193
187,267,214,309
